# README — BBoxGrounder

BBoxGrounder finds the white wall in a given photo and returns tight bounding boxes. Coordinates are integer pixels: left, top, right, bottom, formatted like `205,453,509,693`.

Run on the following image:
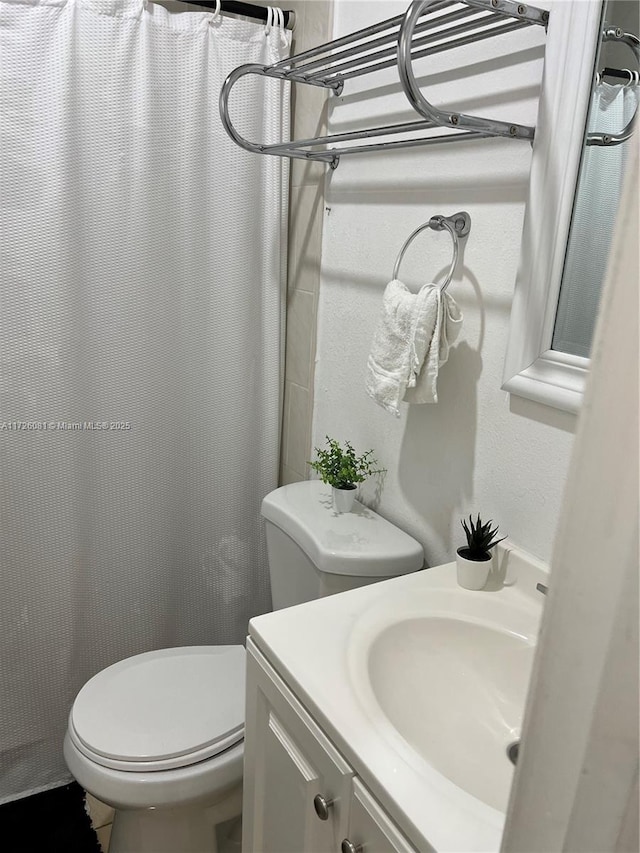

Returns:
313,0,576,566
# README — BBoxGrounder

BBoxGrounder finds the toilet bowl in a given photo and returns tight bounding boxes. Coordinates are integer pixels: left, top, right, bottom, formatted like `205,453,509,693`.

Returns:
64,646,245,853
65,481,424,852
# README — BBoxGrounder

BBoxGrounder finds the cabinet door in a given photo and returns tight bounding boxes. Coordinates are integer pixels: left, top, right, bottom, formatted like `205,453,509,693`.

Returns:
341,779,420,853
243,640,353,853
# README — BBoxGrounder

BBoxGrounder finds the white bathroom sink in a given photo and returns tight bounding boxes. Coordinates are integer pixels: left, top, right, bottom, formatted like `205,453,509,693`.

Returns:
251,553,548,852
348,587,539,813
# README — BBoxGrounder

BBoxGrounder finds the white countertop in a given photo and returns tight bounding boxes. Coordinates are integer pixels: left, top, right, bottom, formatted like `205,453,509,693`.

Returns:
248,546,547,852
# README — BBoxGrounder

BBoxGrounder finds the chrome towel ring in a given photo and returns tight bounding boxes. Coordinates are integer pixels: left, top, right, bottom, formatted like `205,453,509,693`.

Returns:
392,211,470,292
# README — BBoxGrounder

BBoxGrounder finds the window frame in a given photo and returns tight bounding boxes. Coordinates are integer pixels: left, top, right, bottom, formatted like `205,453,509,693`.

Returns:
502,0,604,414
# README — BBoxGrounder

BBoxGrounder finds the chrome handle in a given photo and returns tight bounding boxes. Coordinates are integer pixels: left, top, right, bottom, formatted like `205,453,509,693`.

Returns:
313,794,333,821
341,840,363,853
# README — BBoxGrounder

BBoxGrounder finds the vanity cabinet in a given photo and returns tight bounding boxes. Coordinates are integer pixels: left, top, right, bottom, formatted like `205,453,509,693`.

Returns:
344,779,419,853
243,638,418,853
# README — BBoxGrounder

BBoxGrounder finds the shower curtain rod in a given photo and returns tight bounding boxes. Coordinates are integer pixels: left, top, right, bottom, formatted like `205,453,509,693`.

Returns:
179,0,295,29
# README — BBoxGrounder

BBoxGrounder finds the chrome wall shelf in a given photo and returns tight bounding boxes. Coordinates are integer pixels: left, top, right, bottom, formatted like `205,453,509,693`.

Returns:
220,0,549,169
587,26,639,147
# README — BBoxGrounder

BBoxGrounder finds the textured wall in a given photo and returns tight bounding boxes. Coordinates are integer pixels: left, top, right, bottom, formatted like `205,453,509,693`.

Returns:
279,1,333,486
312,0,576,565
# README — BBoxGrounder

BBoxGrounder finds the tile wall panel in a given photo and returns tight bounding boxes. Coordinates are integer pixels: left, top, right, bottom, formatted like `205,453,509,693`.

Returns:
280,0,332,483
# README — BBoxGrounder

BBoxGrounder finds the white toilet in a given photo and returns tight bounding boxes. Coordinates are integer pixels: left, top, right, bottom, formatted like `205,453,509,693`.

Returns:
64,480,423,853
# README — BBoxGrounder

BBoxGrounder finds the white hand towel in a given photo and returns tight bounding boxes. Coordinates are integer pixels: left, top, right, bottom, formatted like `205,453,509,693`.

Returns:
366,280,462,415
404,285,463,405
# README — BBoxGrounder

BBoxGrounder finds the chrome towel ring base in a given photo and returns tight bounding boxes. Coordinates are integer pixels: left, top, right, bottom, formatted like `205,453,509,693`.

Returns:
392,211,470,291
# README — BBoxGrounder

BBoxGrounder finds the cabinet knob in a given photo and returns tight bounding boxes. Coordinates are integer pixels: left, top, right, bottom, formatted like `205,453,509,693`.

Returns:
313,793,334,821
341,840,363,853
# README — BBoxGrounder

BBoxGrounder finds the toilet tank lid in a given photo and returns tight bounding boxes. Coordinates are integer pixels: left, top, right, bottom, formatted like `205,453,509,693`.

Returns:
261,481,424,577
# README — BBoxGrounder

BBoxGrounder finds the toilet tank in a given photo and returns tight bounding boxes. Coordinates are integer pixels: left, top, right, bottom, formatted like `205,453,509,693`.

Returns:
261,481,424,611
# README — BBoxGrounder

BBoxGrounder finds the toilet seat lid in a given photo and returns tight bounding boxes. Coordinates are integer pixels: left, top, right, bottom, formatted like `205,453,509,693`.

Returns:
70,646,245,771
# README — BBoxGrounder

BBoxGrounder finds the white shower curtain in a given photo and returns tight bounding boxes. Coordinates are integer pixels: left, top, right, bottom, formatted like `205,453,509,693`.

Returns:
0,0,290,802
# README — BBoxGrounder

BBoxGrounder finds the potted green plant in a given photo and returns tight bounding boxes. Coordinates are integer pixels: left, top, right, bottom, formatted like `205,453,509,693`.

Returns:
309,436,385,513
456,514,506,590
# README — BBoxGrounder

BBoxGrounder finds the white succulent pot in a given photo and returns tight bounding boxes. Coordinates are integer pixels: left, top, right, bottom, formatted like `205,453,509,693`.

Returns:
332,485,357,513
456,547,492,590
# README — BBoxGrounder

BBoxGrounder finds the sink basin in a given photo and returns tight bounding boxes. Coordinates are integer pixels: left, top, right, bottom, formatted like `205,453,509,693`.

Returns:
349,588,539,813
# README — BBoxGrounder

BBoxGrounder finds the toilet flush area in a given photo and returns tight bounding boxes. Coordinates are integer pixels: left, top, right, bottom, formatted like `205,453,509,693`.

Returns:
0,0,290,810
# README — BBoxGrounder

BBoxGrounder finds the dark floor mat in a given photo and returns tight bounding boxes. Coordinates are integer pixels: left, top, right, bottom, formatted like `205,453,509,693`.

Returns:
0,782,101,853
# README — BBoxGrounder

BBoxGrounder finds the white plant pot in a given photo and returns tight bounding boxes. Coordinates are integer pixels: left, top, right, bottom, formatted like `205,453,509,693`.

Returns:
332,486,356,513
456,548,492,590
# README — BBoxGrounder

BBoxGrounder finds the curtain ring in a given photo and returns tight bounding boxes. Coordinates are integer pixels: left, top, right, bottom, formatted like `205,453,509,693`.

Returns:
210,0,221,22
265,6,273,34
275,7,284,29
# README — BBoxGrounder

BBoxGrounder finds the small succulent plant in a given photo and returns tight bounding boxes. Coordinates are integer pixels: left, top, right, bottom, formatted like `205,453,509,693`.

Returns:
460,514,506,561
309,436,385,490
